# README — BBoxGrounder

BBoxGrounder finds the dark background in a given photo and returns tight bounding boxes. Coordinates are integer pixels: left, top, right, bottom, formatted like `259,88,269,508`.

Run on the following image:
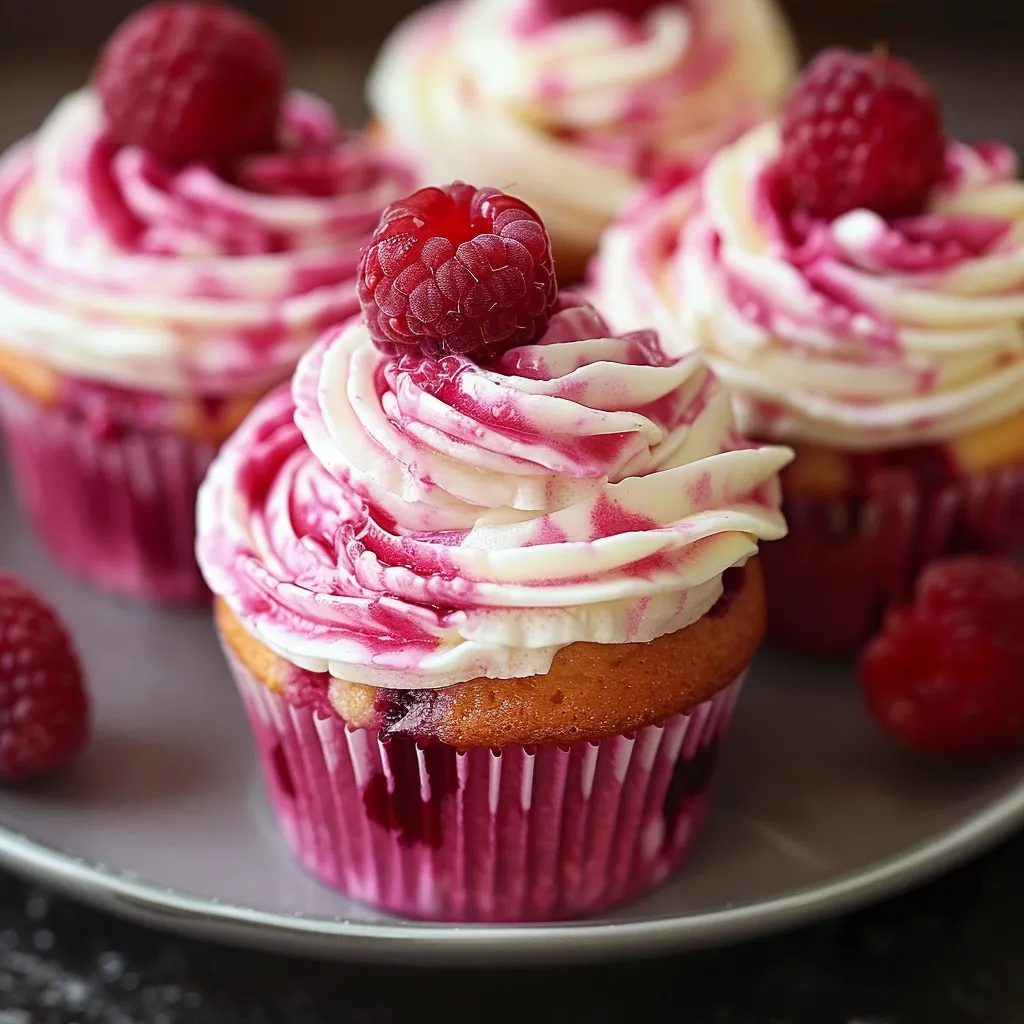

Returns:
0,0,1020,150
0,0,1020,54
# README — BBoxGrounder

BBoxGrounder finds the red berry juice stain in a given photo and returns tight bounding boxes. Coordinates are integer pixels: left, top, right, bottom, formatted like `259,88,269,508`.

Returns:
87,136,144,248
645,160,701,205
661,737,720,843
626,594,652,640
338,602,443,661
197,394,228,425
562,430,634,475
589,492,660,540
525,516,570,547
871,214,1011,271
363,690,456,848
285,665,334,719
373,687,438,744
368,503,399,535
688,470,712,507
238,319,287,354
536,73,567,103
357,519,461,580
706,565,745,619
619,328,671,367
291,261,361,295
271,743,296,799
61,377,174,439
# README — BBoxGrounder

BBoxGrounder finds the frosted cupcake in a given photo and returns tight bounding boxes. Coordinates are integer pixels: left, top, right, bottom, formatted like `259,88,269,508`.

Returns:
368,0,796,283
197,181,792,921
592,49,1024,654
0,2,412,603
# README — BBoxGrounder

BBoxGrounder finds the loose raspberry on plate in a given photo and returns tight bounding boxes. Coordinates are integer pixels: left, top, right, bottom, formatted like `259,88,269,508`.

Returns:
358,182,558,361
860,558,1024,756
94,1,286,167
0,573,90,781
778,47,946,220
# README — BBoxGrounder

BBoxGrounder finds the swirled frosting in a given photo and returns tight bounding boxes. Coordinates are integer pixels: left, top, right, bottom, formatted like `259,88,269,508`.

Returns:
0,89,414,395
593,123,1024,450
197,295,791,688
368,0,795,265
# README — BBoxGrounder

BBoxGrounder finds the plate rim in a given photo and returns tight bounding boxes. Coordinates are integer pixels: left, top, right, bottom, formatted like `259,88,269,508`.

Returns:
1,776,1023,966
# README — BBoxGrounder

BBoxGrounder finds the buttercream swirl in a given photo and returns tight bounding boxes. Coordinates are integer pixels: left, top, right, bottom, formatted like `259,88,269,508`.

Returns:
368,0,795,264
0,89,414,394
593,123,1024,449
197,295,791,689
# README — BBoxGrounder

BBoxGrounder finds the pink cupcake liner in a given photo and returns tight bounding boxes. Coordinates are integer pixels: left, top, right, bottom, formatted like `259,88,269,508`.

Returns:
762,458,1024,655
0,382,215,604
224,644,744,923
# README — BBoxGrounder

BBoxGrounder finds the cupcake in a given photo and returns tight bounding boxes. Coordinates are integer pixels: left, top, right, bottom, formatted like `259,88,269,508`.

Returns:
197,181,792,921
592,49,1024,654
367,0,796,284
0,2,413,603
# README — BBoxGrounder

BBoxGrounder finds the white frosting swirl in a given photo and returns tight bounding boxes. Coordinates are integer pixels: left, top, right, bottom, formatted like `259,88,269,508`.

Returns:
0,90,413,395
593,123,1024,449
197,297,791,688
368,0,795,265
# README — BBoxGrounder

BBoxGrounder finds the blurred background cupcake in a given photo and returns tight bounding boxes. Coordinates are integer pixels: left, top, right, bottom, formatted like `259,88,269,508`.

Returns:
0,2,413,604
367,0,796,283
591,48,1024,654
197,181,792,921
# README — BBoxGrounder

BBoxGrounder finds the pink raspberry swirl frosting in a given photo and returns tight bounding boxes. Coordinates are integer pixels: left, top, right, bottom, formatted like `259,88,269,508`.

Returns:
197,295,792,689
368,0,795,266
0,89,413,394
593,123,1024,449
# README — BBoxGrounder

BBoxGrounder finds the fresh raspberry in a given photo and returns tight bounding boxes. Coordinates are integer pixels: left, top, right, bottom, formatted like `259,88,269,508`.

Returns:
860,558,1024,756
539,0,663,21
94,2,286,166
0,573,90,781
358,183,558,361
778,48,946,220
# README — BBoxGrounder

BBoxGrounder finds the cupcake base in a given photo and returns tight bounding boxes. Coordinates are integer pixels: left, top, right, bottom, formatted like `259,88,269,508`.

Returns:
762,456,1024,655
226,645,743,923
0,381,215,604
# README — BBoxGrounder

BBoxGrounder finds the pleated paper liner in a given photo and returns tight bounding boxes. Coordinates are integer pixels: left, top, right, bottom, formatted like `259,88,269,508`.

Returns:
0,381,214,603
226,645,745,923
762,458,1024,655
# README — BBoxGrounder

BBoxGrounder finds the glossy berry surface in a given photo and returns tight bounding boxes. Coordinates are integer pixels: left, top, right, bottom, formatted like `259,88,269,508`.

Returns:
358,182,557,361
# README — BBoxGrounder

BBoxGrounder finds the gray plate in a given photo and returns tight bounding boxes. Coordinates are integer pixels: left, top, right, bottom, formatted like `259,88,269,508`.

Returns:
0,464,1023,966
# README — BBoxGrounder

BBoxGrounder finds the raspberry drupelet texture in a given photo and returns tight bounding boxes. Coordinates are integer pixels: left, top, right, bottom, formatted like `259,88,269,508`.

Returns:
860,558,1024,756
357,182,558,361
0,573,90,781
778,47,946,220
94,1,286,166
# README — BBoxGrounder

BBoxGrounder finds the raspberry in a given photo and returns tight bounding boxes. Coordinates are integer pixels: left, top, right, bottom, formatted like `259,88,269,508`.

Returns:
94,2,286,166
0,573,90,781
860,558,1024,756
779,48,946,220
539,0,663,20
357,182,558,361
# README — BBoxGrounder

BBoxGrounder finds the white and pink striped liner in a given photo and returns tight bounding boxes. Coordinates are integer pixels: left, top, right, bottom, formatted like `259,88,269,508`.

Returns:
0,382,214,603
226,643,744,923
